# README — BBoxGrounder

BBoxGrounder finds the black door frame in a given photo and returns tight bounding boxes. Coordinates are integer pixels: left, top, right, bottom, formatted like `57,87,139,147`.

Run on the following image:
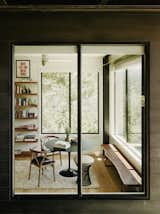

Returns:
11,42,150,200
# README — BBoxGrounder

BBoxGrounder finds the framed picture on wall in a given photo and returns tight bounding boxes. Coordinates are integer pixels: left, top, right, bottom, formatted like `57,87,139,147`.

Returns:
16,60,30,78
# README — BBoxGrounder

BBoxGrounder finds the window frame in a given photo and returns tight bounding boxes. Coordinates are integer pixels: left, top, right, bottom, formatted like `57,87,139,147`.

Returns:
11,42,150,200
102,43,149,200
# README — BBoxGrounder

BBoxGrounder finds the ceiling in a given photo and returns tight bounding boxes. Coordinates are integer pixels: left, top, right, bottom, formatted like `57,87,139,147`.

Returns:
0,0,160,5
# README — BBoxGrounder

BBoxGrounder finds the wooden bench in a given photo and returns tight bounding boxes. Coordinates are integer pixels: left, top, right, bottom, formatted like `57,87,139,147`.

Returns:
102,144,142,192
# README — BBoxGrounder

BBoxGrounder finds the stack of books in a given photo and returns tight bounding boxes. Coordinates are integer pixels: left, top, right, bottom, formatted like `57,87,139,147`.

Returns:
15,134,24,142
24,134,37,142
15,124,37,130
15,134,37,142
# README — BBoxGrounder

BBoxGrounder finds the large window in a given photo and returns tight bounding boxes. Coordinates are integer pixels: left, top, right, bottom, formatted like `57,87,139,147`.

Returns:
42,72,70,133
82,70,99,133
114,56,142,154
115,68,126,140
13,44,149,198
41,71,99,134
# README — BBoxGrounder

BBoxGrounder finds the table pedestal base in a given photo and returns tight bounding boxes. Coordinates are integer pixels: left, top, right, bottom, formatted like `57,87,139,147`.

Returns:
59,169,77,177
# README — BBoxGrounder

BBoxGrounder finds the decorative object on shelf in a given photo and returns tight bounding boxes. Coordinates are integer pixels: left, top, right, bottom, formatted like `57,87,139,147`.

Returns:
15,133,25,142
16,60,30,78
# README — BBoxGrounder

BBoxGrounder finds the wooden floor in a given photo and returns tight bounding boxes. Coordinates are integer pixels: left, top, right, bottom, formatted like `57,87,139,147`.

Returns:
82,154,122,193
15,152,122,194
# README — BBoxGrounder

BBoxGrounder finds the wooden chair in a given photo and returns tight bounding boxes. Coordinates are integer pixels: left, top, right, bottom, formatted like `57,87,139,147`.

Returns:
28,148,55,187
41,135,62,165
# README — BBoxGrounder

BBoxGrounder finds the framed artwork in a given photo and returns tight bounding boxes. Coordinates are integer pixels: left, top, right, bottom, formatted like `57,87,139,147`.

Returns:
16,60,30,78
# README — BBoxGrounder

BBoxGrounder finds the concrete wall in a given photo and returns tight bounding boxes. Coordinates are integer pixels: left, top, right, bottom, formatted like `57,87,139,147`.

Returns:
0,10,160,214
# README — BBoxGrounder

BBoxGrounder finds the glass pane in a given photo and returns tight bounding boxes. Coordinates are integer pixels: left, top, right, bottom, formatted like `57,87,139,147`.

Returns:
71,72,78,133
127,58,142,154
81,45,144,195
81,58,99,133
42,72,69,133
12,44,145,197
81,45,102,195
13,45,78,195
115,69,126,140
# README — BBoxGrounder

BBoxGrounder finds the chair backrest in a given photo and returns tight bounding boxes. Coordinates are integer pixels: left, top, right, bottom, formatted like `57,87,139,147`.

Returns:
40,135,59,151
30,148,47,166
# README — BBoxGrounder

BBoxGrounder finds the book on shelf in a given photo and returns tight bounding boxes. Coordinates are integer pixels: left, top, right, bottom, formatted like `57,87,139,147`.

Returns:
24,135,37,141
15,124,37,130
15,134,37,142
15,84,34,95
24,134,36,139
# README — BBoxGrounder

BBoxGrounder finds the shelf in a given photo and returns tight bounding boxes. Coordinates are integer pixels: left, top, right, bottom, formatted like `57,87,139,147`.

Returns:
15,93,38,96
15,117,38,120
15,139,38,143
15,151,31,158
15,128,38,132
15,81,38,84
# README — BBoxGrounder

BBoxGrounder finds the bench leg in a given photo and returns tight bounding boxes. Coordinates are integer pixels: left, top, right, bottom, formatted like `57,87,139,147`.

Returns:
104,157,113,167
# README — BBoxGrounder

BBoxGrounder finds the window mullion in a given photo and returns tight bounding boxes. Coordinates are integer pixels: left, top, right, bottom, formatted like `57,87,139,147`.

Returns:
69,72,71,132
125,68,129,143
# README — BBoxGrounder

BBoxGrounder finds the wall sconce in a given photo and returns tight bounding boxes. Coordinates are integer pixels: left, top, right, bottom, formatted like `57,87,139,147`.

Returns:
42,54,48,66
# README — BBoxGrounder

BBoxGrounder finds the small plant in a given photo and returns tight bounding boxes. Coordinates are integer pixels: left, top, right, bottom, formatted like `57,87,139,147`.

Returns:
65,127,70,141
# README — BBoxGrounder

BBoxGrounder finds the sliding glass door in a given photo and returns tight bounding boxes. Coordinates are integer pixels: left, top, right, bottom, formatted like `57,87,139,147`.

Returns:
81,45,145,194
12,44,149,198
13,45,78,195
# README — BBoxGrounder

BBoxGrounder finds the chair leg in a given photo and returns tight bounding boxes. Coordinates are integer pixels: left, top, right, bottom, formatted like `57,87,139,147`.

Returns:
38,167,41,187
59,151,62,165
28,163,32,180
52,164,55,181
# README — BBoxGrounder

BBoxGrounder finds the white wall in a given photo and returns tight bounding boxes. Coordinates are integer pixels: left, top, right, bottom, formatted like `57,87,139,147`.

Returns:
14,50,103,154
81,56,103,153
14,56,41,153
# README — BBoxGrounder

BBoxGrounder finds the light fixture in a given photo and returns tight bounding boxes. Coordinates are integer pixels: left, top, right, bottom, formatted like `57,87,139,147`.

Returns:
42,54,48,66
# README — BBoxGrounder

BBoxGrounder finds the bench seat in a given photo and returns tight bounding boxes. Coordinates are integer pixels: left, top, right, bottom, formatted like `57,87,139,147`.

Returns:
102,144,142,191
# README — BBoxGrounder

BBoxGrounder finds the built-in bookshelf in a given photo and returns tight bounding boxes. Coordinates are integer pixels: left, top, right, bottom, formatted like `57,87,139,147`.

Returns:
14,81,38,146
